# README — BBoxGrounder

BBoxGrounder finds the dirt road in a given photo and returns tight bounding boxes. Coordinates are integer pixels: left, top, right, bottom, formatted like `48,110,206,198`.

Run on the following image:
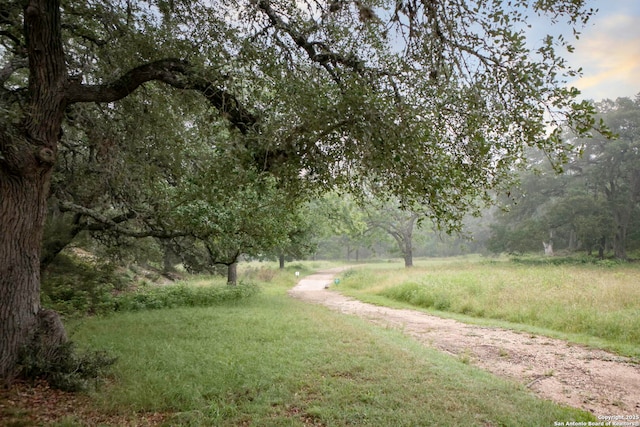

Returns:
289,268,640,418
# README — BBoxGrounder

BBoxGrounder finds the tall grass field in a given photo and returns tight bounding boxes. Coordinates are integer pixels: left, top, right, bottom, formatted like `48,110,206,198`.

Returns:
53,261,596,426
337,257,640,358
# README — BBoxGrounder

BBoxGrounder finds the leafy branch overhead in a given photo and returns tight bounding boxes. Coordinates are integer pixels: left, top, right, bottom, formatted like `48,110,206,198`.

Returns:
64,59,259,135
0,0,607,380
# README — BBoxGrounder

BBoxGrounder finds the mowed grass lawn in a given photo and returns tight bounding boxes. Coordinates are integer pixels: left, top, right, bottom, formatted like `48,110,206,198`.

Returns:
336,257,640,358
64,265,594,426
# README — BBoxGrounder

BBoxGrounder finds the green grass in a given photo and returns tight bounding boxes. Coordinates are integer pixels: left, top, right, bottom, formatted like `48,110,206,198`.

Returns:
336,257,640,358
62,265,594,426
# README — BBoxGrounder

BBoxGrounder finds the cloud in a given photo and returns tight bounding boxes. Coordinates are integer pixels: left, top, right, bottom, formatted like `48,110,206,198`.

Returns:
569,13,640,100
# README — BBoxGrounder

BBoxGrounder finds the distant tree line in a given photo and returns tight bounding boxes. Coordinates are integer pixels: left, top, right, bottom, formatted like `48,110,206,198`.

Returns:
488,96,640,259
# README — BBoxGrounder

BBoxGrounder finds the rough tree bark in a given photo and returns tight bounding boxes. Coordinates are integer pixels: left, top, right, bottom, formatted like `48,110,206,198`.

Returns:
0,167,61,381
403,240,414,268
395,213,417,268
0,0,68,381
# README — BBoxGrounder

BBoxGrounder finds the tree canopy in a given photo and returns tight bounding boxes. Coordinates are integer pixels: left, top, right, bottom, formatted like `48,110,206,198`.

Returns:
1,0,603,380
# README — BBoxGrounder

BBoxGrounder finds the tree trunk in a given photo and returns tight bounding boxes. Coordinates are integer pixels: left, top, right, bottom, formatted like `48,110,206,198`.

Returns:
598,236,606,260
0,0,69,380
613,224,628,260
403,244,413,267
568,229,577,252
279,253,285,269
227,262,238,285
162,241,181,274
402,214,417,268
0,168,59,380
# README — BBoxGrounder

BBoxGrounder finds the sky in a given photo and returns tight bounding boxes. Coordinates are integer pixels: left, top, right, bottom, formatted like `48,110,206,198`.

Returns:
560,0,640,101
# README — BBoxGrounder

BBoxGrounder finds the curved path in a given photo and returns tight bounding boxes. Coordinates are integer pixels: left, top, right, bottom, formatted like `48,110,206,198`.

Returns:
289,268,640,418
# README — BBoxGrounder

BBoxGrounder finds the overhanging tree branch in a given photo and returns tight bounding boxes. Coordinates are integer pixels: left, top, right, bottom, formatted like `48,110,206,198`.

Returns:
0,57,27,85
65,59,259,134
0,29,22,49
59,201,191,239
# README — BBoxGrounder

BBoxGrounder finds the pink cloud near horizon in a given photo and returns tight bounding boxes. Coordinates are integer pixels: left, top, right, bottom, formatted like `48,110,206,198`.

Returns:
569,13,640,101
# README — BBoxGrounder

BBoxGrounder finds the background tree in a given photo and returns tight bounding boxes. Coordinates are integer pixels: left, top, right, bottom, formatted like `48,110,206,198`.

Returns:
539,192,611,256
488,96,639,259
310,193,373,261
488,162,570,254
170,167,303,284
365,200,420,267
1,0,602,380
572,97,640,259
273,205,318,269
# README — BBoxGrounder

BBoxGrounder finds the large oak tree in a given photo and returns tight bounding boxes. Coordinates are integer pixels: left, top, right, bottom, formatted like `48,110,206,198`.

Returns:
1,0,599,379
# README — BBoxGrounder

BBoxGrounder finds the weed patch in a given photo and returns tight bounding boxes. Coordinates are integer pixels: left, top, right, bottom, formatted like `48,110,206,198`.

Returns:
511,254,628,267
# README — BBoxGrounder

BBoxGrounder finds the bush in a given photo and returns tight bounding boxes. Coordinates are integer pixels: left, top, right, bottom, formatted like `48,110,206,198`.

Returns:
381,282,428,306
18,340,117,392
42,254,260,316
510,254,627,267
41,254,131,316
113,282,260,312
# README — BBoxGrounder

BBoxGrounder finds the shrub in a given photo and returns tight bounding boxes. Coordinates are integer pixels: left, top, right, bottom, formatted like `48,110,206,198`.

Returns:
256,268,278,282
18,340,117,392
381,282,426,306
113,282,260,312
41,254,131,317
510,254,628,267
42,254,260,316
